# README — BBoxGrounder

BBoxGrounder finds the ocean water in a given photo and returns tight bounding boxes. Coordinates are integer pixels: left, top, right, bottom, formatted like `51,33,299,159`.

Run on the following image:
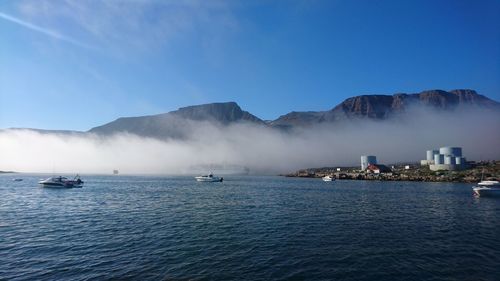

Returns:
1,175,499,281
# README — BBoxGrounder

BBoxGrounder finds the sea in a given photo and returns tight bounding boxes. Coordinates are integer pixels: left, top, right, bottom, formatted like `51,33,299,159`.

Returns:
1,174,499,281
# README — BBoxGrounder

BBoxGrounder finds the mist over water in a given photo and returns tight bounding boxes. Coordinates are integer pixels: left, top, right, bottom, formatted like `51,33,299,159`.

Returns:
1,107,499,174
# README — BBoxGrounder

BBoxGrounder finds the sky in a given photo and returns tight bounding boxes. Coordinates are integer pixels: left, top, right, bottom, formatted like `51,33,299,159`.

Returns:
1,0,499,131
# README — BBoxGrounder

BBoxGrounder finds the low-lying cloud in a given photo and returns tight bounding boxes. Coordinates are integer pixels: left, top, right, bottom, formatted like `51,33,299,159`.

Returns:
1,107,499,175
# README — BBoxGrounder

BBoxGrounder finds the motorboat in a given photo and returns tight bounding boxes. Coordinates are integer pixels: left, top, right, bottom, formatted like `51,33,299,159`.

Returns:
39,175,84,188
322,175,335,182
195,174,223,182
12,178,23,182
473,180,500,197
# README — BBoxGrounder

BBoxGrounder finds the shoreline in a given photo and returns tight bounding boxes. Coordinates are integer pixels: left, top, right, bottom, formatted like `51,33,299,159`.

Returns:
284,160,500,184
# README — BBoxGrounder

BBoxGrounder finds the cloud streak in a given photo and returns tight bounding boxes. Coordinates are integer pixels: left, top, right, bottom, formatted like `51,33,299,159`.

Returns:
0,11,95,50
14,0,238,55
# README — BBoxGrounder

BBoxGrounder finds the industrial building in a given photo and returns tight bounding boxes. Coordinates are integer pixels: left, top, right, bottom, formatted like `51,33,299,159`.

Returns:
421,146,467,171
361,155,377,170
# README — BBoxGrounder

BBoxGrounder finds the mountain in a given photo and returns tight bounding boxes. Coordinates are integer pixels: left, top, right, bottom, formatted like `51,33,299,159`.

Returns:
270,89,500,128
8,89,496,139
170,102,264,124
88,102,265,138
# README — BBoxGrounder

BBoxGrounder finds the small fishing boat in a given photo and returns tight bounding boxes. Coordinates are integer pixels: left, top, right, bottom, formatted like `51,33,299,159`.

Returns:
473,180,500,197
322,175,335,182
195,174,223,182
39,175,84,188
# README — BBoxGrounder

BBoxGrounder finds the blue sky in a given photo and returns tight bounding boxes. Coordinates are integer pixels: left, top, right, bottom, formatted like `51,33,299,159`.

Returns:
1,0,499,131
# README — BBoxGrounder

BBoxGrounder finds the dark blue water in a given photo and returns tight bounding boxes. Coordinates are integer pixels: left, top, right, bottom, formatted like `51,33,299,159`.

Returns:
1,175,499,281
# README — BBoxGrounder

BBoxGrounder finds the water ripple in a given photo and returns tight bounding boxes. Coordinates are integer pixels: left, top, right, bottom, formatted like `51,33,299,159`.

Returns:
1,175,499,280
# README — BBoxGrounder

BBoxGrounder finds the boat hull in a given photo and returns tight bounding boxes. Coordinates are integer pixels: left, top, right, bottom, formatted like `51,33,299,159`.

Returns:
39,182,83,188
195,178,223,182
38,177,84,188
473,187,500,197
195,177,223,182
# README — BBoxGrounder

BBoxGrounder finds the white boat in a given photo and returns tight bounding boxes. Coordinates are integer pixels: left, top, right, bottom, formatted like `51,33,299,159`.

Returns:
322,175,335,182
38,175,84,188
473,180,500,197
12,178,23,182
195,174,223,182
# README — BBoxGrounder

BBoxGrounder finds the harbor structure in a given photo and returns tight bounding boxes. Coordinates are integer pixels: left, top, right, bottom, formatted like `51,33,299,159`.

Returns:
422,146,467,171
361,155,377,170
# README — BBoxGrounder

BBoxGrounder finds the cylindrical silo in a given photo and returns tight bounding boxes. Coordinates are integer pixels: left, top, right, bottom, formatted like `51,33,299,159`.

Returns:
439,146,462,157
434,154,444,165
361,156,368,170
426,150,433,161
426,149,439,161
444,155,454,165
439,147,453,156
455,157,462,165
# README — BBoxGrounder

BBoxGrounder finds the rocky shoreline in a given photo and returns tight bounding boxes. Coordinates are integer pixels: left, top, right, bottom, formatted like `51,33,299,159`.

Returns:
284,161,500,183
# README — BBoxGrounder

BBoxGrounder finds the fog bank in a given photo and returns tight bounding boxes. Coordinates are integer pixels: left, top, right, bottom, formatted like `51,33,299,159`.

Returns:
1,108,499,174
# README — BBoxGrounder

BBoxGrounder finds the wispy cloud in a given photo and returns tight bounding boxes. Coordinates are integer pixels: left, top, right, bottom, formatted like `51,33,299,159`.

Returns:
15,0,239,55
0,11,95,50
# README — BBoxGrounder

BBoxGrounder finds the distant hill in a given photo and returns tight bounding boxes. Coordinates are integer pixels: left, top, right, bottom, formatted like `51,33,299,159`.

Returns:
88,102,265,138
270,89,500,128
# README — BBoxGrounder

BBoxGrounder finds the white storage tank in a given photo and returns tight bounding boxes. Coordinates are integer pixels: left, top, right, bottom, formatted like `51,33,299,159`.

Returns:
444,155,454,165
439,147,452,156
439,146,462,157
434,154,444,165
426,150,439,161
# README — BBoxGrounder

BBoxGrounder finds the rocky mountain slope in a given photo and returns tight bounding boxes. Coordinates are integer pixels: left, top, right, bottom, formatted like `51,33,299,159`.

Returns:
89,89,498,138
88,102,265,138
270,89,499,128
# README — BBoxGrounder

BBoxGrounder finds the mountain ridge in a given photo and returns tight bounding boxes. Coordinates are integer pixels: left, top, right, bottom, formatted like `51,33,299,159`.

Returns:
3,89,498,137
270,89,500,128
